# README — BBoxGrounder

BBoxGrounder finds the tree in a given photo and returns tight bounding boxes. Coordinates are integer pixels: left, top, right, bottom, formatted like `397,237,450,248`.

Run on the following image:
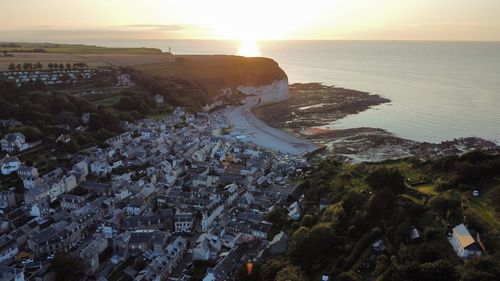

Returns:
487,185,500,212
275,265,306,281
421,259,457,281
16,64,22,70
265,207,288,236
366,189,398,221
48,63,53,70
8,63,15,71
237,262,262,281
35,62,43,69
374,254,389,276
59,63,64,69
301,214,316,228
322,201,346,226
288,227,311,269
429,194,460,218
53,254,86,281
366,168,406,194
389,262,422,281
261,259,290,281
10,126,43,141
458,256,500,281
337,271,362,281
66,63,72,69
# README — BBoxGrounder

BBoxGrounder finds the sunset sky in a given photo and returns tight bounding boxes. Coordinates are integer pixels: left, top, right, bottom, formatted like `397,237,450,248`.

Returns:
1,0,500,42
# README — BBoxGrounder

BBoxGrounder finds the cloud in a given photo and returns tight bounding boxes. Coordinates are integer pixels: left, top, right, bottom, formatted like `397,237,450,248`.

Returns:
0,24,212,42
122,24,198,31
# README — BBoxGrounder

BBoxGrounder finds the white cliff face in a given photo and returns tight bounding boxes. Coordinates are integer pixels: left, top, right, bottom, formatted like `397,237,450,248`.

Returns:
237,79,289,105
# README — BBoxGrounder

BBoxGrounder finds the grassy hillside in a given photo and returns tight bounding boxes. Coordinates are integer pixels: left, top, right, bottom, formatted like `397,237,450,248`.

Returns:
130,55,288,110
254,152,500,281
134,55,287,87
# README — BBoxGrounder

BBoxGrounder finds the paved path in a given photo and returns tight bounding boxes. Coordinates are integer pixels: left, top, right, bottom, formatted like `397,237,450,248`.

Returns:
224,96,317,155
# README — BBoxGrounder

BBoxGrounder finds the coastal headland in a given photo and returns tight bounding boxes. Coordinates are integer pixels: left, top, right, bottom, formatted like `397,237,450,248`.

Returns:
1,42,497,161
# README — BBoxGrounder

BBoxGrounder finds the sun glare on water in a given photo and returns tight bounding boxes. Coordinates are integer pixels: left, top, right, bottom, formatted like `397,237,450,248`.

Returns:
238,39,261,57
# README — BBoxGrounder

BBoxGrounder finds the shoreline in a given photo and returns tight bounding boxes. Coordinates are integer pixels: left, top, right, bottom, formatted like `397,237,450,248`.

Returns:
248,83,500,162
222,95,318,156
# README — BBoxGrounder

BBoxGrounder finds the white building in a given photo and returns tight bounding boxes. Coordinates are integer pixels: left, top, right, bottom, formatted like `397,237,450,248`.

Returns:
174,213,194,233
1,133,28,153
0,156,20,175
449,224,484,258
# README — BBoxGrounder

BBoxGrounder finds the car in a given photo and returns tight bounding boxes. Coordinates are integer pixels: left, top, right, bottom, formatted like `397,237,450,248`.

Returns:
21,259,34,265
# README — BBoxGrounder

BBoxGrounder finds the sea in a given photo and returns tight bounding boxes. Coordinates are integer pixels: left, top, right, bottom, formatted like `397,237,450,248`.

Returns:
80,39,500,143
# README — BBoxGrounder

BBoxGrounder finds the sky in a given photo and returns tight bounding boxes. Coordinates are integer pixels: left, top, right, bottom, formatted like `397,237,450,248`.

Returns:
1,0,500,42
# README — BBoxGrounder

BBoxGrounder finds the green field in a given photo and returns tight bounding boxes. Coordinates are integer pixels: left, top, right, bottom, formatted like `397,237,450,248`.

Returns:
1,42,162,54
94,95,123,107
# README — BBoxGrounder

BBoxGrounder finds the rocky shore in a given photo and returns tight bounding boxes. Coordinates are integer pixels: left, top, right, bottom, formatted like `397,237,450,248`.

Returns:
253,83,499,162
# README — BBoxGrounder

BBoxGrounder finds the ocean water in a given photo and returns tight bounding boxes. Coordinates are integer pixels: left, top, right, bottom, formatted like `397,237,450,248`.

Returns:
81,39,500,143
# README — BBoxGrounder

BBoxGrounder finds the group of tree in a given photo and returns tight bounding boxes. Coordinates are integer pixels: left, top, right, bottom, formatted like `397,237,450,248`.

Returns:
237,154,500,281
7,62,89,71
47,62,72,70
8,62,43,71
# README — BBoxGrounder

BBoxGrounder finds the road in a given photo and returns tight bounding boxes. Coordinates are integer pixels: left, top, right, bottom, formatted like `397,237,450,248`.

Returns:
224,96,317,155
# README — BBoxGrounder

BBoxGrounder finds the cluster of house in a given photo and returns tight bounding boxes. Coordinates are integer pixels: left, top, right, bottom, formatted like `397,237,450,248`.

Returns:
1,133,30,176
115,73,135,87
0,107,308,280
1,69,100,87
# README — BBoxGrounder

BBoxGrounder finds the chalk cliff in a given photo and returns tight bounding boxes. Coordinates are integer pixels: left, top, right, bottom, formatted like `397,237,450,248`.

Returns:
237,79,289,105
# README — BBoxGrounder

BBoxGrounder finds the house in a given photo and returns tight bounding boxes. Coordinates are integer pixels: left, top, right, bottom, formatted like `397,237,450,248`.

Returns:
319,198,332,211
449,223,484,258
154,94,164,104
73,234,108,273
288,201,301,221
55,134,71,144
135,236,187,281
29,201,50,219
372,239,386,254
128,231,169,256
90,161,112,177
0,156,21,175
0,191,17,210
60,194,87,211
193,237,211,261
1,133,28,152
201,204,224,232
203,245,246,281
0,236,18,264
174,213,194,233
16,165,39,189
409,226,422,243
267,231,288,255
193,233,222,261
0,266,24,281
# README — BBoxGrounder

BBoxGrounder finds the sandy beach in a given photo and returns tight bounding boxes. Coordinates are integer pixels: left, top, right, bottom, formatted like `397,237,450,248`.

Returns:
223,96,318,155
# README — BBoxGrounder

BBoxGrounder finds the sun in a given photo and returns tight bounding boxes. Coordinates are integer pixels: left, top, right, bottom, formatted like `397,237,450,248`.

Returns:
238,39,261,57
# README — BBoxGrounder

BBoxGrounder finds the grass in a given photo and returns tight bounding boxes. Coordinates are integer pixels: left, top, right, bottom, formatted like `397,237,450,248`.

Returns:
468,196,500,232
412,184,439,196
401,194,425,205
147,112,169,121
351,246,372,272
94,94,123,107
0,42,161,55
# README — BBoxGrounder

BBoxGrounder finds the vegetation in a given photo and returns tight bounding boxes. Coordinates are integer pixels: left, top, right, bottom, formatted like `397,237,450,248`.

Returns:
52,254,86,281
246,152,500,281
1,42,161,54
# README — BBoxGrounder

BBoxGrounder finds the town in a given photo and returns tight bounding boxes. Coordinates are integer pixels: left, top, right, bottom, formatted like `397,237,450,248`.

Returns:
0,104,309,280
